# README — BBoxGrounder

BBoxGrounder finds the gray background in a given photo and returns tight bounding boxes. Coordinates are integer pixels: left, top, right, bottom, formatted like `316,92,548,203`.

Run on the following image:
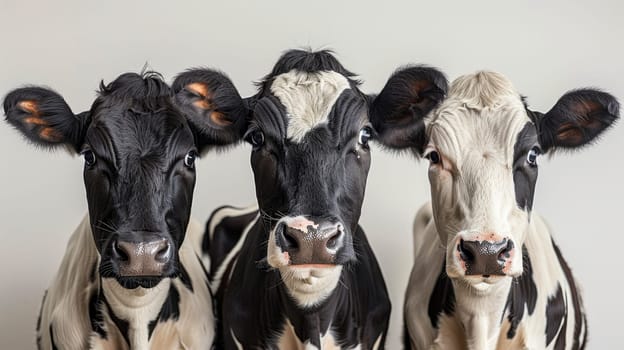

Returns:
1,0,622,348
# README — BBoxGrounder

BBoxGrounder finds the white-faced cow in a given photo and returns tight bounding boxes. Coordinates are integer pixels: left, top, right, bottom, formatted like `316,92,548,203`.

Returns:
370,71,619,349
3,71,246,349
172,49,448,349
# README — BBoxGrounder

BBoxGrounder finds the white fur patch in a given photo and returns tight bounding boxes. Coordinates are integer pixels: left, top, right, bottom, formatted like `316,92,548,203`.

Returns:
270,70,351,143
210,212,260,293
231,328,244,350
279,265,343,308
277,318,344,350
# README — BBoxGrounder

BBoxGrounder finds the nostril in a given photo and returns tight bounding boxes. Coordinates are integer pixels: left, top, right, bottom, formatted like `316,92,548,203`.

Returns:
458,239,474,262
283,230,299,250
326,230,342,250
155,242,171,263
112,240,128,262
498,239,514,261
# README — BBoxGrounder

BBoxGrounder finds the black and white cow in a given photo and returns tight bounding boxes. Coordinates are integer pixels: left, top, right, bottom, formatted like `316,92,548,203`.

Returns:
3,71,246,349
173,49,448,349
370,70,619,349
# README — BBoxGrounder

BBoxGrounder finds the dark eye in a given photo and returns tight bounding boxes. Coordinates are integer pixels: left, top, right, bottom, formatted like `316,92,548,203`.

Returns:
82,150,96,167
426,150,441,164
526,147,540,167
184,151,197,168
245,129,265,149
358,127,372,147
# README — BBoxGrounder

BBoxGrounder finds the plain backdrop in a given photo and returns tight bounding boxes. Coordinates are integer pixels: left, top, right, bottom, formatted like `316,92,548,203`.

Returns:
1,0,622,348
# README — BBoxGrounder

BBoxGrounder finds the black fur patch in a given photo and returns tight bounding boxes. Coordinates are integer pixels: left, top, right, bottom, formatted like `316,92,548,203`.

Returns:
88,291,107,339
512,122,539,211
36,290,47,349
504,246,538,339
402,314,412,349
546,284,566,346
89,262,98,284
49,323,59,350
552,240,585,349
428,261,455,328
256,49,360,96
149,283,182,340
178,264,194,293
102,294,130,347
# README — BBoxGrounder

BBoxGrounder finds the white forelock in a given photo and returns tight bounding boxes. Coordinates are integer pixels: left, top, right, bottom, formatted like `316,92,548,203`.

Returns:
270,70,351,143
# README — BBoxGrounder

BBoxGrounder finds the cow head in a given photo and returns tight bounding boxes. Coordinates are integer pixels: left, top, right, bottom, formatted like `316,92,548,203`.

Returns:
4,71,245,289
372,70,619,289
175,50,447,307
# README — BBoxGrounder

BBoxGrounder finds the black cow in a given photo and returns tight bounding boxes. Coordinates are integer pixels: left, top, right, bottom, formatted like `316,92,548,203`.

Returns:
172,49,448,349
3,71,245,349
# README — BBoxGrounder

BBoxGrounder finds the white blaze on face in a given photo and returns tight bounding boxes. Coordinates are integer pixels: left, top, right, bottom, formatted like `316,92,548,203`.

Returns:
270,70,351,143
426,71,533,281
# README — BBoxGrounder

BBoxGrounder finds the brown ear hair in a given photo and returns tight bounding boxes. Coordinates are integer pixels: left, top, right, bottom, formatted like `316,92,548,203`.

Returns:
370,65,448,154
538,89,619,152
172,69,249,151
3,87,88,152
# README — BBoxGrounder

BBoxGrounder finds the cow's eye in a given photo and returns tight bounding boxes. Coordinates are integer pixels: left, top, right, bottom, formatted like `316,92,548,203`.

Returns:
245,129,265,149
184,151,197,168
358,127,372,147
426,150,441,165
82,150,96,167
526,147,540,167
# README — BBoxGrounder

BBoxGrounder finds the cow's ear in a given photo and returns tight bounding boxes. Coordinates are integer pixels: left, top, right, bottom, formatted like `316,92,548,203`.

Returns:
537,89,619,153
3,87,87,153
370,66,448,154
172,69,249,152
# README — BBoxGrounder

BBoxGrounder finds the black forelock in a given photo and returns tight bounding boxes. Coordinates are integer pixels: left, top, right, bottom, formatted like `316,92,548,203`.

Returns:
95,71,172,112
255,48,361,95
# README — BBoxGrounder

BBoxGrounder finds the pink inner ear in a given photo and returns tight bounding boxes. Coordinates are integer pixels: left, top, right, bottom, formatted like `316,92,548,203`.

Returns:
209,111,232,127
186,82,213,110
39,127,63,142
19,100,39,114
555,123,585,145
18,100,64,142
409,80,431,102
185,82,232,127
19,100,47,127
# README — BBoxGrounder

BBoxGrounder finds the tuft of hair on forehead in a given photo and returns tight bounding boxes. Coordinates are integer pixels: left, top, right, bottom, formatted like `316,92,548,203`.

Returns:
255,48,361,95
98,70,172,102
447,71,520,110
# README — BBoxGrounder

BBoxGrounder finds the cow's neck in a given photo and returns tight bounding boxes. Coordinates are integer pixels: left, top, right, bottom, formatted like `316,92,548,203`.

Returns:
451,277,513,350
101,277,172,349
278,280,345,348
251,223,347,345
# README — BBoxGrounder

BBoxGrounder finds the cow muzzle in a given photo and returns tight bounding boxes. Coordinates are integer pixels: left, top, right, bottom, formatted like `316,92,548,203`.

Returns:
111,236,173,277
454,234,515,277
268,216,348,268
